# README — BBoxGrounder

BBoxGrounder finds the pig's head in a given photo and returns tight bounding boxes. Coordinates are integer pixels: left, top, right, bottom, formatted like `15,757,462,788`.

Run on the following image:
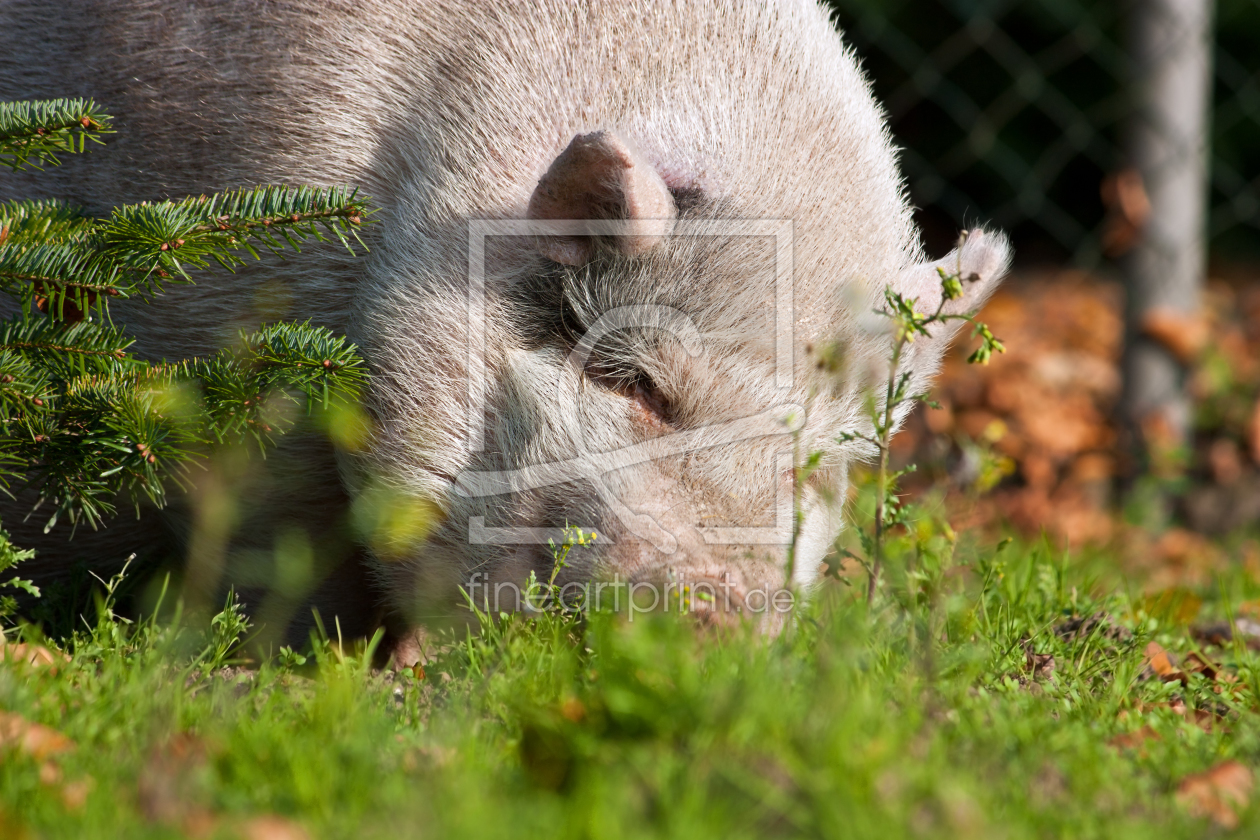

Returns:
347,3,1010,632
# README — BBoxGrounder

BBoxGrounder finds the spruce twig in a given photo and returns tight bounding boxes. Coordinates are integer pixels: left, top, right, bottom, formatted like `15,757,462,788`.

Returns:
0,98,375,534
0,98,112,172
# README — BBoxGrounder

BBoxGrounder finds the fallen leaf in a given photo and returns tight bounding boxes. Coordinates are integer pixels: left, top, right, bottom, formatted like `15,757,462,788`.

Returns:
0,711,74,760
1108,725,1160,754
1022,647,1055,681
241,815,311,840
0,643,68,670
1145,694,1230,731
1181,651,1220,681
1193,618,1260,651
1141,308,1210,365
1188,706,1225,732
1101,168,1150,256
1143,642,1185,683
60,777,93,811
1177,761,1252,829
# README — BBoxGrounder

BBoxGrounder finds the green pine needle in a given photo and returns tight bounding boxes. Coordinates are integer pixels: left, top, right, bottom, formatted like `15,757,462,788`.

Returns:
0,200,95,247
97,185,371,282
0,98,113,172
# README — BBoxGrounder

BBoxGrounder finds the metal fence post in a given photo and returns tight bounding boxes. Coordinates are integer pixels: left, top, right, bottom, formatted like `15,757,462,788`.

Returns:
1121,0,1215,469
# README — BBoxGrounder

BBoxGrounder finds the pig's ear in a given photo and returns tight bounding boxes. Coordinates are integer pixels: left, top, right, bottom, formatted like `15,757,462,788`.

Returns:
527,131,677,266
894,228,1012,382
894,229,1011,319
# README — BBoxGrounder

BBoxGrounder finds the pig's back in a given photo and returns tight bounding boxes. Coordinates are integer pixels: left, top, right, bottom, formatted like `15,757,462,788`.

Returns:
0,0,918,353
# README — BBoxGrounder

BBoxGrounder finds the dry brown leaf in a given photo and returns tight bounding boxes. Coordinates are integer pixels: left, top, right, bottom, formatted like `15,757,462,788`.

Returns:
0,643,68,670
240,815,312,840
1146,696,1230,732
1020,639,1056,681
1144,642,1183,683
0,711,74,760
1101,169,1151,257
1188,707,1225,732
1141,308,1210,364
1108,725,1160,754
138,733,216,836
1181,651,1220,681
60,777,93,811
1177,761,1252,829
1195,617,1260,651
560,697,586,723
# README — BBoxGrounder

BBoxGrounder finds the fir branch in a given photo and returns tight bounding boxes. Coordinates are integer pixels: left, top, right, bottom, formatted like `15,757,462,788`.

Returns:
0,524,38,623
0,349,53,423
0,98,113,172
0,98,374,537
96,185,370,281
1,189,371,314
0,320,367,531
0,319,134,369
0,241,126,316
0,200,95,248
195,322,369,443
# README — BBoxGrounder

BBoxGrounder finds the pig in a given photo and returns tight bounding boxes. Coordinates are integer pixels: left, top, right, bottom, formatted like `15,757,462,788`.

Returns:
0,0,1010,656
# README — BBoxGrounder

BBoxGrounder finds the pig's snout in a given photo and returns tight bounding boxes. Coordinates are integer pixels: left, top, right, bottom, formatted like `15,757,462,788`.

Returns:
621,566,794,635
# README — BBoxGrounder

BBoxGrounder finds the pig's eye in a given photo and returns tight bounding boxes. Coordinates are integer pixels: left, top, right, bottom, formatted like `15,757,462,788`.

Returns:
625,368,673,423
559,297,586,344
584,359,673,424
559,298,673,423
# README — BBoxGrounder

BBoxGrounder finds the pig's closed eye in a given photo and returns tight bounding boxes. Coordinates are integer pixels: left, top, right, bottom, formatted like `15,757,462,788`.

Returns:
559,299,673,423
625,369,673,423
559,297,586,345
588,361,673,425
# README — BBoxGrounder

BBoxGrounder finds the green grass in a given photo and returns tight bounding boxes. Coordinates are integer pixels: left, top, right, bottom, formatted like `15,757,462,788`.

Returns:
2,534,1260,839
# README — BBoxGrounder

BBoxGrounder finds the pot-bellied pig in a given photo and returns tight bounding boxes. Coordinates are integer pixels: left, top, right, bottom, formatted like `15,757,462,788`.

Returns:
0,0,1009,656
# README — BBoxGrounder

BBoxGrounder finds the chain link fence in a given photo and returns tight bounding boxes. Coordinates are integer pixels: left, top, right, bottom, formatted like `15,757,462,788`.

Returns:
826,0,1260,268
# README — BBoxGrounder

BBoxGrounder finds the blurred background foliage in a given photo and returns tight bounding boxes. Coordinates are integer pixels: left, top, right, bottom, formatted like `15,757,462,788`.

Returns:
827,0,1260,265
826,0,1260,579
